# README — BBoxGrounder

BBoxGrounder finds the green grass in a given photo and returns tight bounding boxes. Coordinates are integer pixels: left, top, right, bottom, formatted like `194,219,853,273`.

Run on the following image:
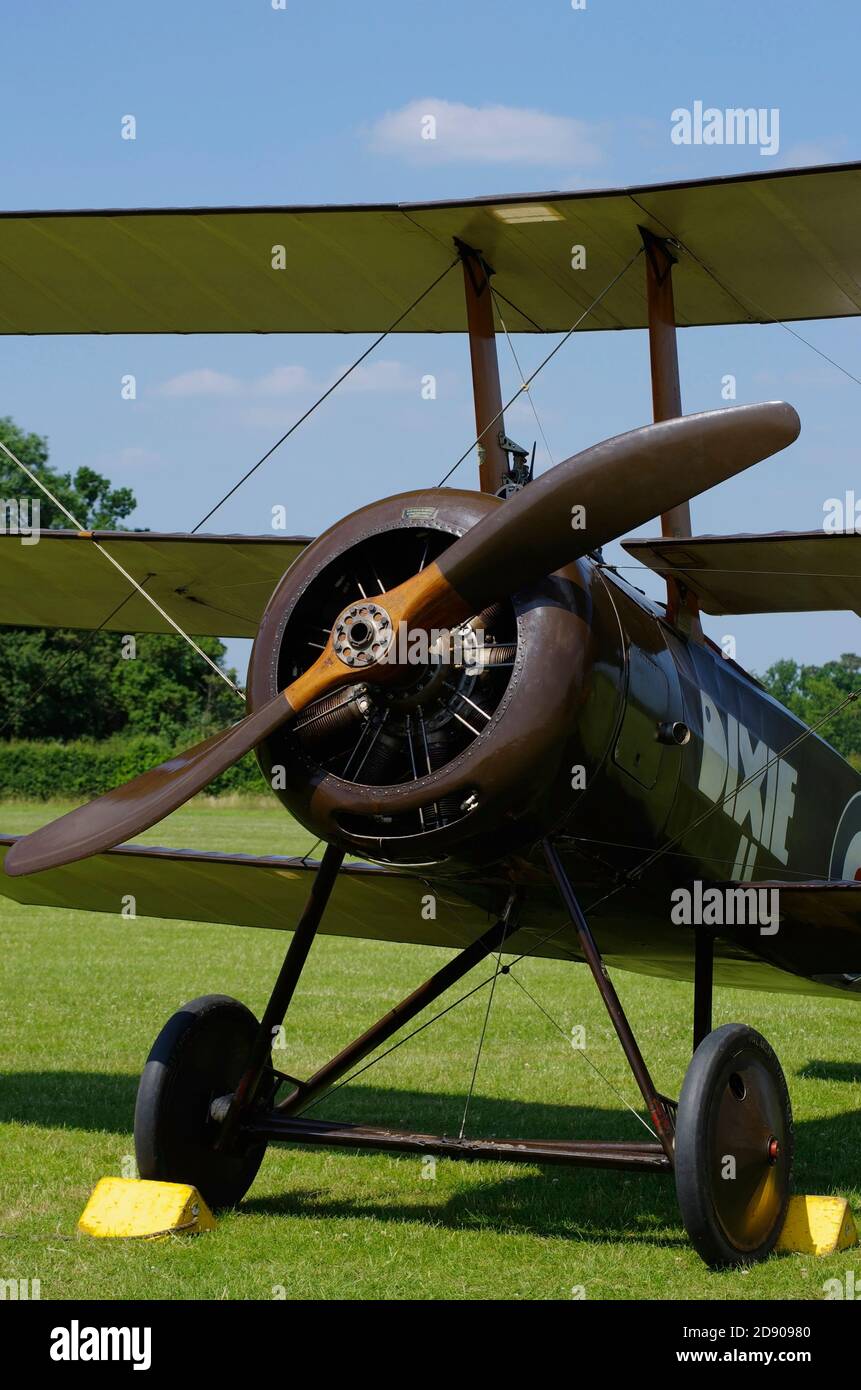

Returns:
1,797,859,1300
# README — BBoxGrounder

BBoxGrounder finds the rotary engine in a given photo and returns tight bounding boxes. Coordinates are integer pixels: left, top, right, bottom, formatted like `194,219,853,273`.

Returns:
248,488,623,871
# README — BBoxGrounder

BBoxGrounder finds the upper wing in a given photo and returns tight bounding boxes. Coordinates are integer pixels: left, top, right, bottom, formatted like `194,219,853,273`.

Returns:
1,162,860,335
622,531,861,616
0,531,310,637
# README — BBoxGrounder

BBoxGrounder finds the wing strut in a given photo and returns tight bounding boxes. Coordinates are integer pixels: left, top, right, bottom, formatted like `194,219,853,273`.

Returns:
640,226,703,639
457,238,510,494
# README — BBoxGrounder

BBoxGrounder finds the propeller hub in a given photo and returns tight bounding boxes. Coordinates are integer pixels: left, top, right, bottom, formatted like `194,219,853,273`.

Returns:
332,600,393,669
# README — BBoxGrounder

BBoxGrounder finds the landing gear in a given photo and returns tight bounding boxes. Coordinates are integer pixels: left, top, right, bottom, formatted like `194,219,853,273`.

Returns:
134,994,270,1209
131,847,795,1270
674,1023,793,1268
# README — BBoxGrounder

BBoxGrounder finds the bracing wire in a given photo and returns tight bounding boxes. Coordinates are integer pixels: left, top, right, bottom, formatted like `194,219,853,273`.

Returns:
277,685,858,1133
192,258,460,533
491,286,556,469
644,217,861,392
0,257,460,710
436,247,645,487
0,438,243,696
458,925,511,1140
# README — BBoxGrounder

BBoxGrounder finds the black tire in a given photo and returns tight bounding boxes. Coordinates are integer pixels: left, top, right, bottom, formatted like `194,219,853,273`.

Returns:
674,1023,793,1269
134,994,268,1209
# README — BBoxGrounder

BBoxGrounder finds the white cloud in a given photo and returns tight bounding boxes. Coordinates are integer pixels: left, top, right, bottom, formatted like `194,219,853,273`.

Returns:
337,360,416,393
253,360,414,396
153,359,418,402
365,97,604,168
777,139,845,169
154,368,241,398
256,365,315,395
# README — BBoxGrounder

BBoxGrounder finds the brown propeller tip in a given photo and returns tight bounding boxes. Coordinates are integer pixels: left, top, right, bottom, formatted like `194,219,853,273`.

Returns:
762,400,801,441
704,399,800,447
3,833,59,877
3,842,33,877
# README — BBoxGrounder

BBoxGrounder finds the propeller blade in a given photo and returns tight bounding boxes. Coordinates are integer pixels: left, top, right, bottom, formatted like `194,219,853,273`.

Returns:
3,647,354,877
434,402,799,614
5,402,797,878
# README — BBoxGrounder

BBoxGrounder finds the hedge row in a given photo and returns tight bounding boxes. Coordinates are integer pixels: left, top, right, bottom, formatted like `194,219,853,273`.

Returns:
0,734,267,800
4,735,859,802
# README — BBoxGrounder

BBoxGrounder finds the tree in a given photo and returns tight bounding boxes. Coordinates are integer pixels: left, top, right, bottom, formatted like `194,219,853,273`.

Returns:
0,416,238,742
0,416,136,529
758,653,861,763
111,633,239,742
0,628,239,742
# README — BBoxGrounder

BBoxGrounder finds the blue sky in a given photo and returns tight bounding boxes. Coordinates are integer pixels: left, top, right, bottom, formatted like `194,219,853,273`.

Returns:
0,0,859,678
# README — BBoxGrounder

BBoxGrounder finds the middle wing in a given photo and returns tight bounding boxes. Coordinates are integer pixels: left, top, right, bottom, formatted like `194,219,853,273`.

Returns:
622,531,861,615
0,530,311,637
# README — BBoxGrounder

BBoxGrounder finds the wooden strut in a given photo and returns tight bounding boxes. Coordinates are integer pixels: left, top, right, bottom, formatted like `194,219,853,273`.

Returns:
457,238,510,496
542,839,677,1159
219,844,673,1175
640,226,703,640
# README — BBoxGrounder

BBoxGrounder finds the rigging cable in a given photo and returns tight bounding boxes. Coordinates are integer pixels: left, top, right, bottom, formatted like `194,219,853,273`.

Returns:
504,968,658,1139
0,438,242,696
281,690,860,1131
491,285,556,469
436,246,644,487
628,202,861,392
0,258,460,711
457,907,515,1139
192,257,460,532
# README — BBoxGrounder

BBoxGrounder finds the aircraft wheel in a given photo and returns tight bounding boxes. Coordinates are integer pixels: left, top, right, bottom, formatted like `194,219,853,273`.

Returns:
134,994,268,1209
674,1023,792,1268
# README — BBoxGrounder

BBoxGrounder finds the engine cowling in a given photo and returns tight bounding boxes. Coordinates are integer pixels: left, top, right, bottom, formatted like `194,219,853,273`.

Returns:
247,488,624,872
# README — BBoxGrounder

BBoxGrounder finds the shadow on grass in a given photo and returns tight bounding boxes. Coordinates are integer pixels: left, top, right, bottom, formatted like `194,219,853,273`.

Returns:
0,1071,139,1134
797,1060,861,1084
3,1073,860,1245
248,1082,685,1242
244,1172,685,1245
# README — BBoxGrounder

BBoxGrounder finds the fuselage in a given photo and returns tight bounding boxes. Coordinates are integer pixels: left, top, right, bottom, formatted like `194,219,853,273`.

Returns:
512,562,861,996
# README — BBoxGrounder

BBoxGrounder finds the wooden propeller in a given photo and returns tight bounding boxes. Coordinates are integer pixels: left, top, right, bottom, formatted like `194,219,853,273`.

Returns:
4,401,799,877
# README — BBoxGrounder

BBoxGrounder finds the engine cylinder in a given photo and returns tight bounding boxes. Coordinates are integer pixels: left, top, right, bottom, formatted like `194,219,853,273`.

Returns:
247,488,624,871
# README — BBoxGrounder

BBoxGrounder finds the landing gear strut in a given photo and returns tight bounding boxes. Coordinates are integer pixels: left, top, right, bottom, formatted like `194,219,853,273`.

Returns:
132,839,794,1266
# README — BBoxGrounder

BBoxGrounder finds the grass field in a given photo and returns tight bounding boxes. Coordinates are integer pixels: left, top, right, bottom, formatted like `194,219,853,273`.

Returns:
1,796,859,1301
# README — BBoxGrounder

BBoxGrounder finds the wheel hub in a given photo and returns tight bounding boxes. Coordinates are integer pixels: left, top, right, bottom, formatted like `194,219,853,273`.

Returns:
674,1023,793,1268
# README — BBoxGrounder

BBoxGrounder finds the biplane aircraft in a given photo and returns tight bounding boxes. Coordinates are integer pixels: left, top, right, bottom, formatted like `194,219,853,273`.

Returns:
0,161,860,1269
